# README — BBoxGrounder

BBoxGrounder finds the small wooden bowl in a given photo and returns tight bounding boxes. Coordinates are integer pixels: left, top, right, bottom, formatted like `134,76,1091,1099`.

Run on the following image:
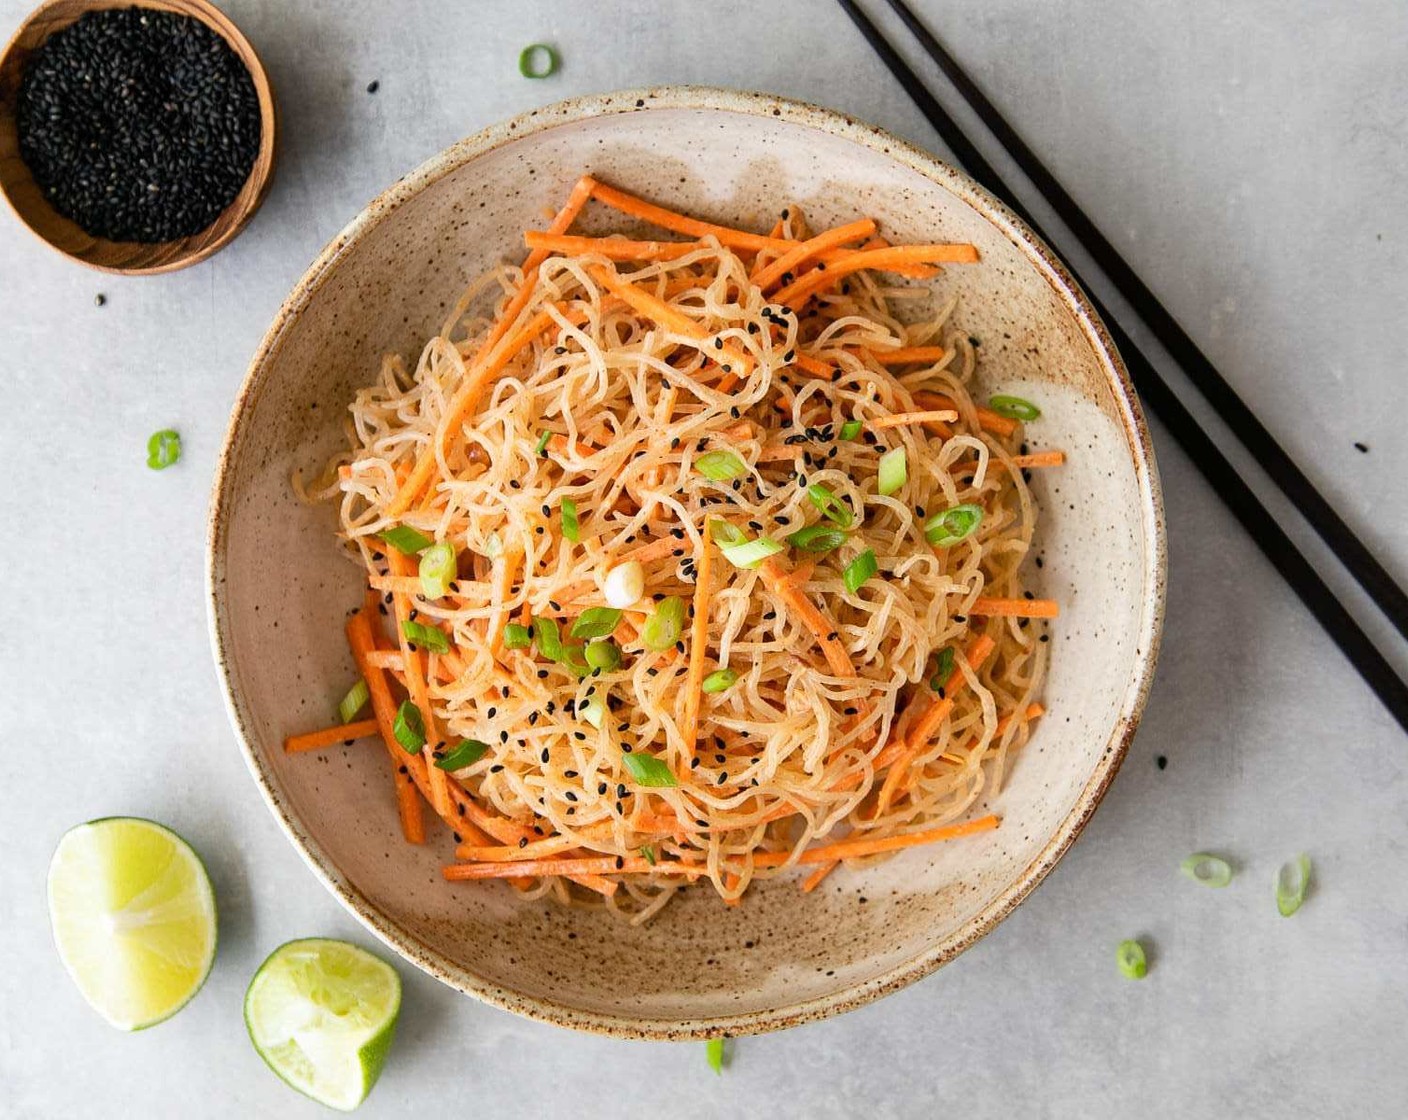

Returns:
0,0,276,274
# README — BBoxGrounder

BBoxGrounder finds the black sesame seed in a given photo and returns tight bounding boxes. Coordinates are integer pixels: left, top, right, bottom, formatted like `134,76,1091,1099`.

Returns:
1157,755,1168,770
519,837,529,848
540,748,550,763
1354,441,1370,453
94,293,106,307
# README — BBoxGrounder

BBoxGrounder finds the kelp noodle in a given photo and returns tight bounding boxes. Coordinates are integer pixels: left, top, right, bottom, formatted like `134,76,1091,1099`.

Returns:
298,180,1055,922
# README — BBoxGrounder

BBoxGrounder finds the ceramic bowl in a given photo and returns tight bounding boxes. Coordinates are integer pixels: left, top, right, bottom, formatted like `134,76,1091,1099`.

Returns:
207,87,1165,1039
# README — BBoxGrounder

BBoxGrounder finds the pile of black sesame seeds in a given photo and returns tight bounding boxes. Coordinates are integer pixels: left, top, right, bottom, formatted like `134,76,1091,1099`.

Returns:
16,7,261,243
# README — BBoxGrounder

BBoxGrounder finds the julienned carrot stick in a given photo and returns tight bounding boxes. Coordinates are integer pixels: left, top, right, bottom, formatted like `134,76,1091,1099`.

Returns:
441,815,998,882
395,773,426,845
969,597,1060,619
774,243,980,309
589,180,789,254
877,634,996,812
456,835,581,862
588,265,754,373
346,607,425,845
895,702,1047,798
867,409,960,430
863,346,949,365
364,650,404,670
386,551,451,816
614,534,687,566
1006,451,1066,469
800,862,836,893
565,873,619,898
914,391,1017,438
283,719,381,754
680,530,716,752
751,217,878,291
525,231,712,262
758,557,855,678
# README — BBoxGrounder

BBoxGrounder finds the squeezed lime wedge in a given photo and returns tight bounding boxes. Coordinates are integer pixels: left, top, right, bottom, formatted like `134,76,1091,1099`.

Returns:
46,817,217,1030
244,938,401,1111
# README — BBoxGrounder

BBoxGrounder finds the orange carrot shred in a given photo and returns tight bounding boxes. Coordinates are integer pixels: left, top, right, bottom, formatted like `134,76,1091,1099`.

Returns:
969,597,1060,619
283,719,380,754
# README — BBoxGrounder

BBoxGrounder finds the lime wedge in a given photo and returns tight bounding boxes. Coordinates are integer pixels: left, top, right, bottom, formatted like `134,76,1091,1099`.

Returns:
244,939,401,1112
46,817,217,1030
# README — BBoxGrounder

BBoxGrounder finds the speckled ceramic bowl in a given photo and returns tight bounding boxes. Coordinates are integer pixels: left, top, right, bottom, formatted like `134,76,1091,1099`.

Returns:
207,87,1165,1039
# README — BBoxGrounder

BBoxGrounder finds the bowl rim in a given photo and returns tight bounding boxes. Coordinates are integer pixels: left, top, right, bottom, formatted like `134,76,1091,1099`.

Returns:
206,85,1167,1040
0,0,278,275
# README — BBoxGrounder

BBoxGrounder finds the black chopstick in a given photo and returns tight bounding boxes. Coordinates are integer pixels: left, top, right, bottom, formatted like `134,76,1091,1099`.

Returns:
880,0,1408,644
837,0,1408,734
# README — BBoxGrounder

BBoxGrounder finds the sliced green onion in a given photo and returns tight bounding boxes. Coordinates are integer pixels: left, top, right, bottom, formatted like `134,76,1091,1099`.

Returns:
435,739,488,771
579,693,606,730
843,548,878,594
924,503,984,547
706,1037,726,1074
787,526,846,554
336,679,370,724
928,647,955,693
877,447,907,496
640,844,657,865
702,668,739,694
570,607,623,640
534,430,552,456
502,622,533,650
621,751,678,787
839,419,863,441
641,596,686,651
694,449,748,481
559,643,591,678
584,639,622,671
560,498,580,542
1180,852,1233,888
518,42,559,79
1275,854,1311,917
807,483,854,529
378,525,433,554
146,429,181,470
989,394,1041,422
1116,939,1147,980
418,540,457,599
533,616,564,661
401,619,450,654
709,519,746,546
392,700,425,754
720,536,785,570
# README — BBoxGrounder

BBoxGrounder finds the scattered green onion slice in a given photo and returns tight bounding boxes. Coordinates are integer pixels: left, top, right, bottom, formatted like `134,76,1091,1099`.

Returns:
694,449,748,481
807,483,854,529
378,525,434,555
435,739,488,771
401,619,450,654
989,394,1041,422
877,447,907,496
839,419,863,441
584,639,622,672
336,679,370,724
928,647,955,693
706,1037,726,1074
579,693,606,730
533,617,564,661
560,643,591,678
1180,852,1233,888
418,540,457,599
534,430,552,457
843,548,878,594
641,596,686,651
502,622,533,650
518,42,559,79
640,844,657,865
1116,939,1147,980
621,751,678,788
571,607,623,640
1275,853,1312,917
720,536,785,570
702,668,739,694
560,498,580,542
787,526,847,554
146,429,181,470
924,503,984,547
392,700,425,754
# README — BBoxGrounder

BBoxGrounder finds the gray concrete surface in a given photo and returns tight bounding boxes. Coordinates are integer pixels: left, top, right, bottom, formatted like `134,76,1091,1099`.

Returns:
2,2,1406,1117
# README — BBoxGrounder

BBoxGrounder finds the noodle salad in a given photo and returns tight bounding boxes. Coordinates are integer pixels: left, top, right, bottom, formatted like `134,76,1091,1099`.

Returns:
286,175,1060,922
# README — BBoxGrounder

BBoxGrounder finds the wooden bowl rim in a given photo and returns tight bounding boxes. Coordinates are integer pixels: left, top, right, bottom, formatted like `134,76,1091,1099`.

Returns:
0,0,277,275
